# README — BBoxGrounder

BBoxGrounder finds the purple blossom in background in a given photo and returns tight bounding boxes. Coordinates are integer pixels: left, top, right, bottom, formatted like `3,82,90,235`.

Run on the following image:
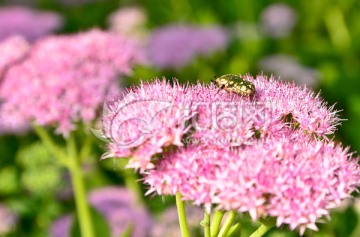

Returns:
50,187,152,237
0,6,63,41
102,75,360,234
0,204,17,235
259,54,320,87
88,187,153,237
147,24,229,69
0,30,145,135
50,215,73,237
260,3,297,38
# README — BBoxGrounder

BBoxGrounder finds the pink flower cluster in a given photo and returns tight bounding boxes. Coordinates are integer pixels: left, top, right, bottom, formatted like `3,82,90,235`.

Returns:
145,139,359,234
0,30,144,135
0,36,30,77
147,24,229,68
0,6,62,41
102,74,360,233
102,80,195,170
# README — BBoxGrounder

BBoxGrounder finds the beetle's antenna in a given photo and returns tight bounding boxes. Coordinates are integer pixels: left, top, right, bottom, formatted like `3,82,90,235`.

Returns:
211,75,217,83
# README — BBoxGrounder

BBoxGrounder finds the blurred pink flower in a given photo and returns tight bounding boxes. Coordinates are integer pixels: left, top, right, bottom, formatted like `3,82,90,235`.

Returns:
147,24,229,68
0,204,17,235
0,36,31,134
0,36,30,77
260,3,297,38
0,30,145,135
0,6,62,41
108,6,148,41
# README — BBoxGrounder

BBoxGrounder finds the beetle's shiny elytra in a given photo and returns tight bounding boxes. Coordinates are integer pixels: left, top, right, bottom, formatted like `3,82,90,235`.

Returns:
212,74,255,96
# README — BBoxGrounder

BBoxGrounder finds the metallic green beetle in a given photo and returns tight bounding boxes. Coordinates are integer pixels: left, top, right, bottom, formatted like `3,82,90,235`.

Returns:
212,74,256,96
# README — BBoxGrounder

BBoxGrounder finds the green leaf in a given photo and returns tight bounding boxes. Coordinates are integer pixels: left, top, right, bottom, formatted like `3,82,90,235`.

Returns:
0,166,20,195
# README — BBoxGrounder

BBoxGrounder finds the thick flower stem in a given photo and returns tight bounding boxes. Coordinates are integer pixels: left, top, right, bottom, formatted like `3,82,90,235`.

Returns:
201,209,211,237
227,222,241,236
249,221,275,237
176,192,190,237
210,210,225,237
217,211,237,237
33,125,95,237
67,134,95,237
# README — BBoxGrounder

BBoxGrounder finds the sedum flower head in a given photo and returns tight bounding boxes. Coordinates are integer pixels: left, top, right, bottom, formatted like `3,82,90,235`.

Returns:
102,79,195,171
0,30,144,135
244,74,340,136
144,138,360,234
102,74,360,234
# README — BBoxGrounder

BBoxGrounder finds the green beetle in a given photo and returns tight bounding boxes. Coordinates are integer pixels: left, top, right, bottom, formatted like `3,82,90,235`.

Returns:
212,74,256,96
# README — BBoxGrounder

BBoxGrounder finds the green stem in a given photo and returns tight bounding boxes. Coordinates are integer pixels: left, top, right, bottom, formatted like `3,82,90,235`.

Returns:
79,134,92,161
217,211,237,237
210,210,225,237
249,222,275,237
227,222,241,236
33,125,95,237
176,192,190,237
116,158,145,206
122,168,145,206
67,134,95,237
201,209,211,237
32,124,67,165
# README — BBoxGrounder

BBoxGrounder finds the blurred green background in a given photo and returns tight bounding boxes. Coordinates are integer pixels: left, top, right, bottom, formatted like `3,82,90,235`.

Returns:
0,0,360,236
